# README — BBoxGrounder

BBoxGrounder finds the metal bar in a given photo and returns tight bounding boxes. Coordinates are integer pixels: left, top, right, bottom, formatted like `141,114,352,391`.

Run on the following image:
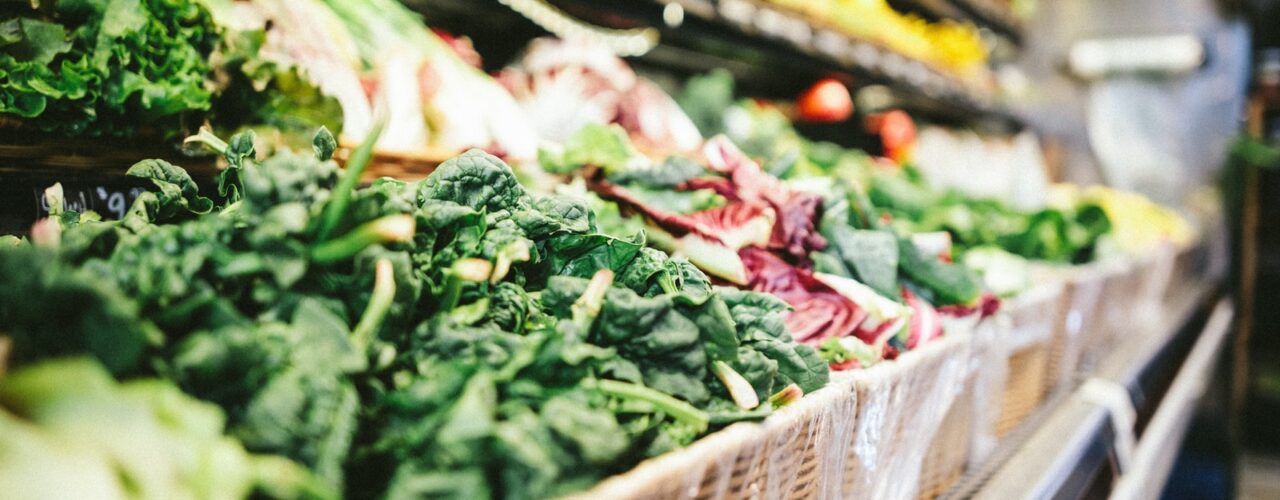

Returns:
1110,299,1235,500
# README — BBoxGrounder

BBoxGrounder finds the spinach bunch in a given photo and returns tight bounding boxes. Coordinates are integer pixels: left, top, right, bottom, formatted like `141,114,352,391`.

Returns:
0,126,826,499
886,193,1112,265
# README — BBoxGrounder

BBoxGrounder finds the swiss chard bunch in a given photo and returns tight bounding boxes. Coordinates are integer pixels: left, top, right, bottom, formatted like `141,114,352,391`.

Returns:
879,189,1112,265
541,122,987,370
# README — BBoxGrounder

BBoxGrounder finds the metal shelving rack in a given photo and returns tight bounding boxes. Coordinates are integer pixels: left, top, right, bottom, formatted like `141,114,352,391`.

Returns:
888,0,1023,46
409,0,1025,130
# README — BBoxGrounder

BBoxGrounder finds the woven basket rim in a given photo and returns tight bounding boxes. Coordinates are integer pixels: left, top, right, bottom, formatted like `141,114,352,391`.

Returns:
571,327,975,499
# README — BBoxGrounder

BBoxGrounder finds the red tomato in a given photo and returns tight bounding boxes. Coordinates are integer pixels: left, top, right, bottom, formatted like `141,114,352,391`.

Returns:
866,110,916,162
797,78,853,122
878,110,915,153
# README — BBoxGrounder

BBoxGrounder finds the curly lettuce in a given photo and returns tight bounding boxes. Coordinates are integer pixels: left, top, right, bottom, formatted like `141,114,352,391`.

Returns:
0,0,217,137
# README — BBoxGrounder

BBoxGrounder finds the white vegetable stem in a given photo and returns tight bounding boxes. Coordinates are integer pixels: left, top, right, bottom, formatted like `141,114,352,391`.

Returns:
713,361,759,410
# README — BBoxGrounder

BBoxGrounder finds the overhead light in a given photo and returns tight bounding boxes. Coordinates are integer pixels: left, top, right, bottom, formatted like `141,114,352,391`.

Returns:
1068,34,1204,79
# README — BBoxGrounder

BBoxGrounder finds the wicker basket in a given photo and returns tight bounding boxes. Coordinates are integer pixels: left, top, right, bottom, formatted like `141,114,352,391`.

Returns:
834,330,974,499
994,343,1049,437
1042,265,1106,388
917,375,976,499
1060,263,1131,374
573,329,975,500
1095,260,1145,351
991,283,1065,438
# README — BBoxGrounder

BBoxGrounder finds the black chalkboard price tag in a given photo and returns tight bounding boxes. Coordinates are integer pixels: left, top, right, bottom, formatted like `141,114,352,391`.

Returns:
0,171,151,234
0,134,218,235
0,171,216,235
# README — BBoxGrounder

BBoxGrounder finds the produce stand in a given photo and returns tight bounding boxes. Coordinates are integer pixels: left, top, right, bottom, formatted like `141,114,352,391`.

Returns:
0,1,1234,499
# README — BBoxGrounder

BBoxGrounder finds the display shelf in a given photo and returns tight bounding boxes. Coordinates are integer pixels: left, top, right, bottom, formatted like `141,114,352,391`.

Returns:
407,0,1023,129
887,0,1023,46
649,0,1017,125
949,282,1232,499
888,0,969,24
949,0,1023,44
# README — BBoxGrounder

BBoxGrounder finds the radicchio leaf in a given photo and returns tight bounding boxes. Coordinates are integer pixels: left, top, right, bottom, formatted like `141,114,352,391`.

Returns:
738,248,864,344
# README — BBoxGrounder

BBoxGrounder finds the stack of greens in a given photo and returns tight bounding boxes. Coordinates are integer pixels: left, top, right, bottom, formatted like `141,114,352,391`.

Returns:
0,126,826,499
0,0,218,137
867,174,1112,266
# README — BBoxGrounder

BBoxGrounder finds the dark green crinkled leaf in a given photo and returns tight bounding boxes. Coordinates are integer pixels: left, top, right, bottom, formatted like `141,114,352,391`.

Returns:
312,127,337,161
544,233,644,279
420,149,524,213
126,159,214,218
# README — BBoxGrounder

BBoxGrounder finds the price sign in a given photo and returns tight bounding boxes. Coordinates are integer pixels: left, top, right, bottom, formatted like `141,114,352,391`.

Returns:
31,184,148,221
0,171,212,234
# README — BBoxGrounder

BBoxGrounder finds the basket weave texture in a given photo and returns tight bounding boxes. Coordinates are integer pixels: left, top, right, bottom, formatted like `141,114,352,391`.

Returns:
572,329,975,500
917,375,976,499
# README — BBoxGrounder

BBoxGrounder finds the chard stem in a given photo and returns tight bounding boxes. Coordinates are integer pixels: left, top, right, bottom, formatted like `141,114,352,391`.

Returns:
439,259,493,312
713,361,760,410
353,259,396,353
184,127,230,156
311,215,415,264
571,269,613,332
767,383,804,408
657,271,678,295
593,379,709,432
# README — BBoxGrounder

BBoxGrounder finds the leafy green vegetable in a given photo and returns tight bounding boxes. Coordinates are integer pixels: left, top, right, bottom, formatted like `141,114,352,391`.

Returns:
624,186,726,214
676,69,735,138
718,287,827,394
0,247,151,375
1,0,218,137
605,155,706,189
818,225,899,298
897,236,981,306
0,358,332,499
420,149,525,213
0,127,827,499
538,124,644,175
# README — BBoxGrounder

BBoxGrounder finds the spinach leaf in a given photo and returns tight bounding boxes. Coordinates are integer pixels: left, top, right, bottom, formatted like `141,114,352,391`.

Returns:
897,237,981,306
820,225,899,298
420,149,523,213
